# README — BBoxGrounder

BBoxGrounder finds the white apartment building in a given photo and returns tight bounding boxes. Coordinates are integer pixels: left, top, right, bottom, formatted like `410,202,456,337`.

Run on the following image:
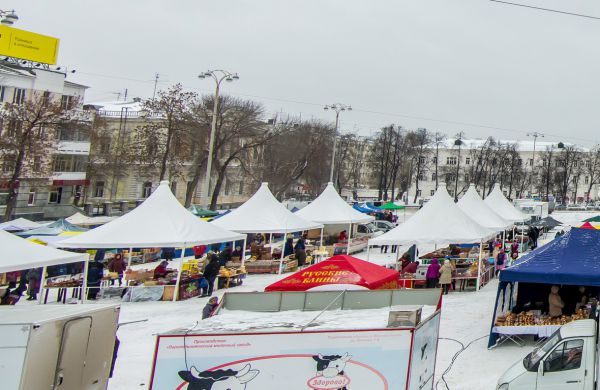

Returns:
0,61,89,220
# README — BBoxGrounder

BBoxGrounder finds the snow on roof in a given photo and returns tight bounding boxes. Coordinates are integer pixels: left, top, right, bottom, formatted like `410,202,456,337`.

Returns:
84,100,143,112
295,182,374,224
182,305,436,333
0,63,35,77
440,138,583,152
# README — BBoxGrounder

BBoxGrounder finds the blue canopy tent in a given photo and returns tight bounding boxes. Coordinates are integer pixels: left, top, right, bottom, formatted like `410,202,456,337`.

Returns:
352,203,372,214
488,227,600,347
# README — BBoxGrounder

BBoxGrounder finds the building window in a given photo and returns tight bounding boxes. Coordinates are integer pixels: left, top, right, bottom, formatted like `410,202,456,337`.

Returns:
94,181,105,198
431,173,437,181
142,182,152,198
32,157,41,172
42,91,51,106
417,173,425,181
238,181,244,195
27,188,36,206
170,180,177,194
464,174,470,182
418,156,426,164
61,95,73,110
465,157,470,165
585,176,589,184
6,120,22,137
48,190,59,204
1,157,14,173
416,189,422,197
529,159,534,167
99,139,111,154
432,156,437,164
446,173,456,183
13,88,25,105
430,190,435,196
446,157,457,165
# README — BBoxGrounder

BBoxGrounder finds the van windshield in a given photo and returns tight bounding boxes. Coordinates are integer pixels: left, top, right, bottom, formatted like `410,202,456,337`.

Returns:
524,331,562,371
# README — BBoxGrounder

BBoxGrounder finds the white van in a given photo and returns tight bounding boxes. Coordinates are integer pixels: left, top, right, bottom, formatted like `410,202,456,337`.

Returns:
497,319,597,389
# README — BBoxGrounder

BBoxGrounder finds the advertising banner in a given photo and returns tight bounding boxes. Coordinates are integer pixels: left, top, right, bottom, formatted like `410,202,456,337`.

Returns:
407,312,441,390
151,328,413,389
0,25,59,64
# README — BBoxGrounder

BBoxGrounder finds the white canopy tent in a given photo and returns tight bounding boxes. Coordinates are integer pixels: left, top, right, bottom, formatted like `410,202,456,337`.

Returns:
458,185,513,231
483,184,528,255
212,182,322,273
369,185,495,291
58,181,245,300
295,182,374,254
66,212,116,226
483,184,527,224
0,230,89,304
0,217,42,231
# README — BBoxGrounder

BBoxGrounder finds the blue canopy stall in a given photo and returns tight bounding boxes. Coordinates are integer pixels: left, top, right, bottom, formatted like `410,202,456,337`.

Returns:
488,227,600,347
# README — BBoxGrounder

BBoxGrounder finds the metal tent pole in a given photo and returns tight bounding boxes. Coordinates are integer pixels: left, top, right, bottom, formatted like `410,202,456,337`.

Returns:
278,234,286,275
127,247,133,268
173,246,185,302
476,240,483,292
241,237,247,267
81,259,89,303
320,228,324,248
346,222,352,255
37,266,47,305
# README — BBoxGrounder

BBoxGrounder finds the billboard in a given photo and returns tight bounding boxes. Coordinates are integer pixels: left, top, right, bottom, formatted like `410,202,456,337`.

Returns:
407,313,442,390
0,25,59,64
150,329,414,389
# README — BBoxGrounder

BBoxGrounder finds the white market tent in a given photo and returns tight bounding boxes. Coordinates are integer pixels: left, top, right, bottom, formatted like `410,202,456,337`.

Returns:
58,181,245,300
212,182,322,273
0,217,42,231
483,184,527,224
458,185,513,231
212,182,322,233
295,182,374,254
0,230,89,303
66,212,116,226
368,185,494,291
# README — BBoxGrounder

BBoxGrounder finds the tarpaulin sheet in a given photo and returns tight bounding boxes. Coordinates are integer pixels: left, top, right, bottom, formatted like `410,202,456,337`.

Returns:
500,227,600,286
264,254,399,291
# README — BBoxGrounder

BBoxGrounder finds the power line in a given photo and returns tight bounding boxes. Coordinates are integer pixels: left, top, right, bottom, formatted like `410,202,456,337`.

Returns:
490,0,600,20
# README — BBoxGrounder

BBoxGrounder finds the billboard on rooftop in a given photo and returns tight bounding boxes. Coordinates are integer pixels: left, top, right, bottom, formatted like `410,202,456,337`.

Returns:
0,25,59,64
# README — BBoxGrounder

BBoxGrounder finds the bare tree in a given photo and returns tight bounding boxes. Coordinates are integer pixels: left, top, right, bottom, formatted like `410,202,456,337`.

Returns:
582,146,600,202
432,132,446,189
0,92,80,220
134,84,197,182
407,128,432,203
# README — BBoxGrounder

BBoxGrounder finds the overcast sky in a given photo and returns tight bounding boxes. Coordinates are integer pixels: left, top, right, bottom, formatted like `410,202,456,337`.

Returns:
6,0,600,145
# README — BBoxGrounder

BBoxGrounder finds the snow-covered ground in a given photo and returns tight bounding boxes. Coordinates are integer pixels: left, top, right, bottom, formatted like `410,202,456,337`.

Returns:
105,251,534,390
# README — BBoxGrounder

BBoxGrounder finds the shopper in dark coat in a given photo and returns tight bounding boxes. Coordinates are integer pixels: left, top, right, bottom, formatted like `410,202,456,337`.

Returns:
203,255,221,297
283,237,294,257
295,235,307,266
87,261,105,300
26,268,41,301
202,296,219,319
108,254,126,286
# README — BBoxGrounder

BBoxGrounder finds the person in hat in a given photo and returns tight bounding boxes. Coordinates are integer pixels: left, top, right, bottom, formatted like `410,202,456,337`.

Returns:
202,296,219,319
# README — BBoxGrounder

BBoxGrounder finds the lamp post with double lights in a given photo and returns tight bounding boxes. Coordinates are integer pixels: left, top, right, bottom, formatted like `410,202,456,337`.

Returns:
526,131,544,197
324,103,352,184
197,69,239,208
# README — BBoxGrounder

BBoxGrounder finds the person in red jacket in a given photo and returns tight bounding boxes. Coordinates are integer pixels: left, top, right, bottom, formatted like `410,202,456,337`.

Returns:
402,261,419,274
193,245,207,259
338,230,347,242
153,260,169,280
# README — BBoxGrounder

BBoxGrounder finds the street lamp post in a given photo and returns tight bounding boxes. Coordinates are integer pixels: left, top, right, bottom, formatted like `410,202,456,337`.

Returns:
526,131,544,197
324,103,352,184
197,69,239,209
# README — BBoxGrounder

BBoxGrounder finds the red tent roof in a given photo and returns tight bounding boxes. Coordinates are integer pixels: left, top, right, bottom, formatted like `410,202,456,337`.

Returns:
580,222,596,229
265,255,400,292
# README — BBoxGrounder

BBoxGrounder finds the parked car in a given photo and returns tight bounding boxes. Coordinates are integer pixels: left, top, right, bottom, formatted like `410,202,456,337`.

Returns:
355,222,384,238
373,220,396,232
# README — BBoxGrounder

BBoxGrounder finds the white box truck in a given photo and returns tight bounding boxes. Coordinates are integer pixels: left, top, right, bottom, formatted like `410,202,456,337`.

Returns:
149,289,442,389
497,319,598,390
0,304,120,390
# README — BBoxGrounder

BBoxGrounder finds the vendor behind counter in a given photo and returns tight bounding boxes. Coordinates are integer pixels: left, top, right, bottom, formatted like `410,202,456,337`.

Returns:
513,283,598,316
